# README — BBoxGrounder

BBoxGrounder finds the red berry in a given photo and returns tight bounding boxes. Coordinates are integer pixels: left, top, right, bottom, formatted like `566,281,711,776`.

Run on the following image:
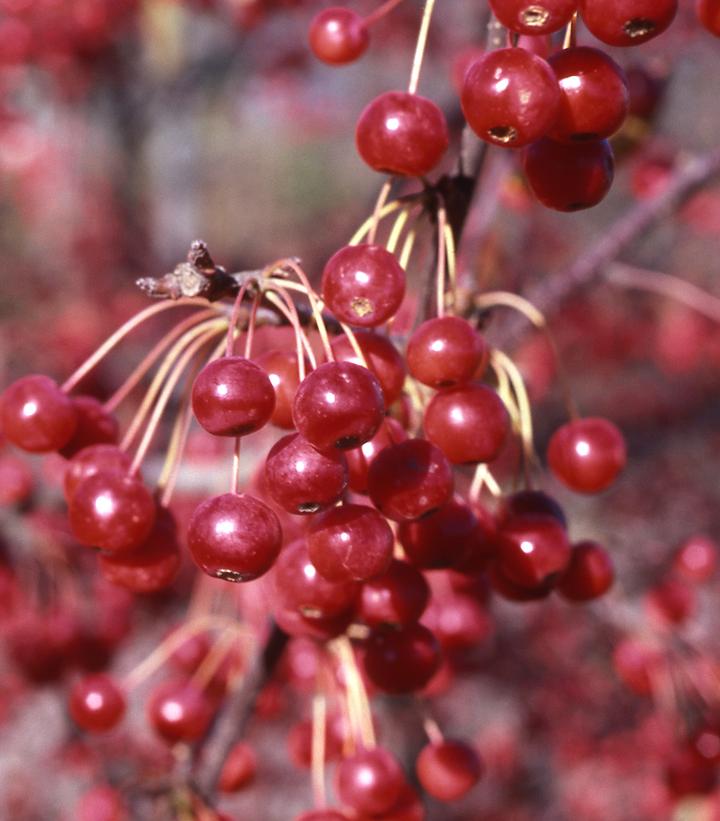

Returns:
556,540,614,601
367,438,454,522
548,46,629,141
647,578,694,625
254,348,307,429
322,245,406,329
219,741,257,792
346,417,407,494
547,416,626,493
1,374,77,453
69,674,126,733
363,623,441,693
355,90,449,177
698,0,720,36
274,604,354,641
309,7,369,65
64,444,133,502
308,503,394,582
406,316,488,388
673,534,717,583
332,330,406,408
293,361,384,451
461,48,561,147
496,513,571,588
500,489,567,527
76,785,127,821
423,383,509,465
336,747,407,816
578,0,677,46
187,492,282,582
359,559,430,627
612,637,663,696
288,715,345,768
264,433,348,514
191,356,275,437
416,739,483,801
58,395,119,459
422,589,493,651
0,453,33,506
488,0,578,35
147,679,214,743
69,471,156,553
488,564,555,601
398,500,482,570
523,138,615,211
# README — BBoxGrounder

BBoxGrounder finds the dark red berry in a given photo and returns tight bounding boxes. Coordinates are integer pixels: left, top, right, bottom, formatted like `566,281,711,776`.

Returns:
673,534,717,583
187,492,283,582
309,7,369,65
363,623,442,693
612,636,663,696
556,540,614,601
322,245,405,329
488,564,555,601
461,48,561,147
358,559,430,627
69,674,125,733
500,490,567,527
58,395,119,459
1,374,77,453
254,348,307,429
398,500,481,570
578,0,677,47
293,361,384,451
416,739,483,801
367,438,454,522
64,444,133,502
191,356,275,437
219,741,257,792
698,0,720,36
331,330,406,407
346,417,407,494
424,383,509,465
523,138,615,211
274,604,354,641
147,680,213,743
547,416,626,493
335,746,406,816
496,513,571,588
355,90,449,177
406,316,487,388
488,0,578,35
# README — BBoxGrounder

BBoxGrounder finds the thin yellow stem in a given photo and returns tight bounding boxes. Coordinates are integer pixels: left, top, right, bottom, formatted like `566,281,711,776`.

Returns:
407,0,437,95
385,208,411,255
368,179,393,246
230,437,241,496
349,201,405,246
469,463,502,502
435,206,447,318
398,227,417,272
311,692,328,808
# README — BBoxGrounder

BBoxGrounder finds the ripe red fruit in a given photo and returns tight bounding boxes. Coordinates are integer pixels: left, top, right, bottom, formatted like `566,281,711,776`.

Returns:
422,590,493,651
322,244,405,329
548,46,629,141
64,444,133,502
612,637,663,696
363,623,442,693
264,433,348,514
547,417,626,493
578,0,677,46
191,356,275,437
346,417,407,493
1,374,77,452
76,785,128,821
309,7,369,65
292,361,384,451
488,0,578,35
308,503,394,582
556,540,614,601
187,492,282,582
523,138,615,211
69,471,156,553
488,564,555,601
219,741,257,792
0,453,32,506
335,747,406,816
359,559,430,627
367,438,454,521
69,674,126,733
406,316,488,388
274,604,354,640
398,500,482,570
673,534,717,583
355,90,449,177
147,680,213,743
416,739,483,801
58,395,119,459
423,383,510,465
331,331,406,408
461,48,561,147
496,513,571,588
500,489,567,528
698,0,720,36
254,348,307,429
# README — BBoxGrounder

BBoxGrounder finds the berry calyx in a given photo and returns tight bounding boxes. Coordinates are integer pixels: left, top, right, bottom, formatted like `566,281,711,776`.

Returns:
578,0,678,47
488,0,579,35
547,416,626,493
309,7,369,65
1,374,77,453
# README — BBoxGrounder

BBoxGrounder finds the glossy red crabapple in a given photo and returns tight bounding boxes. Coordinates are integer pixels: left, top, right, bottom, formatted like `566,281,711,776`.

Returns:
488,0,578,35
191,356,275,437
358,559,430,627
461,48,561,147
147,680,214,743
556,540,615,601
254,348,307,429
406,316,488,388
335,746,407,816
398,500,482,570
547,416,626,493
58,395,119,459
363,622,442,693
331,331,407,407
673,534,717,582
496,513,571,588
64,444,133,502
416,738,483,801
578,0,678,47
1,374,77,452
523,138,615,211
355,90,450,177
187,492,283,582
69,674,126,733
309,7,369,65
322,244,405,328
345,417,407,493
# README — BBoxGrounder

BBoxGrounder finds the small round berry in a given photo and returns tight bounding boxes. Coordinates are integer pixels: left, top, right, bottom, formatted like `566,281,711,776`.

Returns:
358,559,430,627
293,361,384,451
461,48,561,147
423,383,510,465
398,500,482,570
69,471,156,553
76,786,127,821
191,356,275,437
254,348,307,429
335,747,406,816
612,637,663,696
363,623,442,693
346,417,407,493
147,680,213,743
58,395,119,459
523,138,615,211
1,374,77,453
578,0,677,46
367,438,454,522
557,540,615,601
488,0,578,35
64,444,133,502
219,741,257,793
500,489,567,527
309,7,369,65
187,492,282,582
698,0,720,36
416,739,483,801
406,316,488,388
673,534,717,583
69,674,126,733
308,503,394,582
496,513,571,588
264,433,348,515
488,564,555,602
355,90,449,177
274,604,354,641
322,244,405,328
331,331,407,408
547,416,626,493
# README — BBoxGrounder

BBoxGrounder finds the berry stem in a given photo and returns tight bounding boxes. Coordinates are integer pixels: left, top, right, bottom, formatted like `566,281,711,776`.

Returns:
333,637,375,749
230,436,241,496
435,205,448,318
311,690,328,808
363,0,405,27
225,279,254,358
469,463,502,501
407,0,437,95
263,286,315,377
349,199,405,246
385,206,412,254
368,179,393,245
422,715,444,745
562,12,578,50
157,362,200,506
